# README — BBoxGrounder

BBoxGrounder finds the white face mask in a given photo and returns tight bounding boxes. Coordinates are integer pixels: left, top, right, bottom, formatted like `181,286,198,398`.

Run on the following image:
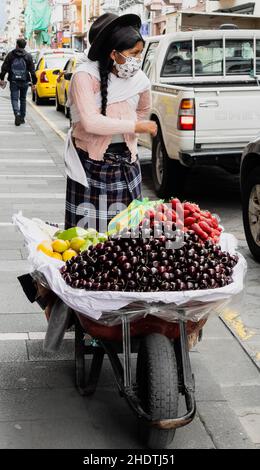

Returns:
114,52,142,79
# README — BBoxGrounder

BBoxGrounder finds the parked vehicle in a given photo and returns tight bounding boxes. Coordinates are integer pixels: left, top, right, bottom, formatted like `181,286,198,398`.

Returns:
28,49,40,66
140,30,260,197
32,49,75,105
241,135,260,262
56,55,78,118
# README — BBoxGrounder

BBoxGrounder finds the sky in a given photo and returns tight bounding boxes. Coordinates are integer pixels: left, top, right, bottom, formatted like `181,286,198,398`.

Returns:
0,0,6,33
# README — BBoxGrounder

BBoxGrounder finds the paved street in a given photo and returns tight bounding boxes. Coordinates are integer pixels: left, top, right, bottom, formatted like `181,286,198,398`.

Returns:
0,86,259,449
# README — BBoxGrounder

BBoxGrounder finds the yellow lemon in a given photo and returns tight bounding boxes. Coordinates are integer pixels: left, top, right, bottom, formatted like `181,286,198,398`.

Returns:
69,237,86,252
62,249,78,262
37,240,53,257
52,252,63,261
65,240,71,249
52,239,68,253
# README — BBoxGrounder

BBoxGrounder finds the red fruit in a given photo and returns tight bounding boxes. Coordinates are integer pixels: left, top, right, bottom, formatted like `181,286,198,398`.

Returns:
184,202,197,214
155,212,167,222
191,223,208,240
184,209,190,218
198,221,213,235
211,216,219,229
212,229,221,236
156,203,166,212
165,210,172,221
201,211,212,219
170,198,181,210
144,210,155,219
166,210,176,222
184,216,196,226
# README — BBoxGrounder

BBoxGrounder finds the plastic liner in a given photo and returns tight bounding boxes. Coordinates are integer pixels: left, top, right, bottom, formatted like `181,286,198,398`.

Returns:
12,212,247,324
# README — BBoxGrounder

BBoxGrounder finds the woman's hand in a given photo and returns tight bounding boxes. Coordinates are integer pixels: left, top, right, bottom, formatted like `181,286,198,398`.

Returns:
135,120,158,137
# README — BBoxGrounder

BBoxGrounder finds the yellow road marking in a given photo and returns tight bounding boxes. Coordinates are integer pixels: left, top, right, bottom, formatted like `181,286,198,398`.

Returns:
28,100,66,142
221,308,255,341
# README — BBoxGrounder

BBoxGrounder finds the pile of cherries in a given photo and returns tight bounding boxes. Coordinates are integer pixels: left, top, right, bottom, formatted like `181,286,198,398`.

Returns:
60,226,238,292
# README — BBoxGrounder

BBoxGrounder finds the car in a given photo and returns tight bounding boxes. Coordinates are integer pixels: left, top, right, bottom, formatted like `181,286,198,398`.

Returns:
28,49,40,66
32,49,75,105
56,55,78,118
140,30,260,198
241,135,260,262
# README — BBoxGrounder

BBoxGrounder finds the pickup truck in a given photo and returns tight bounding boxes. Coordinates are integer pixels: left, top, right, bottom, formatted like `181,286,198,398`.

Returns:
140,29,260,197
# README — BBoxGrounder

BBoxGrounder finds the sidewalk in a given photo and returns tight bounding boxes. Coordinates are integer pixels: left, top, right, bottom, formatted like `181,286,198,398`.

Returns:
0,91,259,449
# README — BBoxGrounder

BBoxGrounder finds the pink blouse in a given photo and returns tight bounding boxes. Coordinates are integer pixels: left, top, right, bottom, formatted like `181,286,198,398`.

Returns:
69,72,151,162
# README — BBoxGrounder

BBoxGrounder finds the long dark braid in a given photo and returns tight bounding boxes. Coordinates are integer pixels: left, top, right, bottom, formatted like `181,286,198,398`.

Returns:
99,57,112,116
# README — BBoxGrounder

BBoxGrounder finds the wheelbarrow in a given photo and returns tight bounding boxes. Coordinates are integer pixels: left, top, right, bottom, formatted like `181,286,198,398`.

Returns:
72,305,207,449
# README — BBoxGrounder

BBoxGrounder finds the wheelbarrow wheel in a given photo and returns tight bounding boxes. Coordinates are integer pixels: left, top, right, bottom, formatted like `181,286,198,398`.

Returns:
136,333,179,449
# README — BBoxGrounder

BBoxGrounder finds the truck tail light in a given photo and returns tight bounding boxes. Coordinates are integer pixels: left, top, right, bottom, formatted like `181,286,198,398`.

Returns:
178,99,195,131
40,71,49,83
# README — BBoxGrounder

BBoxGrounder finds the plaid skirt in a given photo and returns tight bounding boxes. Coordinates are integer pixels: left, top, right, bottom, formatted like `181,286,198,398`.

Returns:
65,143,142,232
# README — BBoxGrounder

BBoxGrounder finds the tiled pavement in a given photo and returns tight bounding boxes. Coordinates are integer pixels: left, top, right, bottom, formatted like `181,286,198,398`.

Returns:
0,91,259,448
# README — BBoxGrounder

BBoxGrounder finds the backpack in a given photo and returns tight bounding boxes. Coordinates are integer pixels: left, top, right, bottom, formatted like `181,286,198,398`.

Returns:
11,56,27,81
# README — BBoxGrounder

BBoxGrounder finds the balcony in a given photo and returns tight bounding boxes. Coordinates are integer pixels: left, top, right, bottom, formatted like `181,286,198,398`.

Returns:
71,18,83,34
119,0,143,8
144,0,182,9
144,0,164,11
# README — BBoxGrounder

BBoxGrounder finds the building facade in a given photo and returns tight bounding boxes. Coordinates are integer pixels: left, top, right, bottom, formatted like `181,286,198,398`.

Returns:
206,1,259,15
5,0,26,47
143,1,204,36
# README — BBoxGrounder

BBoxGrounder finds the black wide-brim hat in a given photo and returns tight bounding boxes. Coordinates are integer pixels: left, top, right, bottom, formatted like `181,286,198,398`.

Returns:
88,13,142,61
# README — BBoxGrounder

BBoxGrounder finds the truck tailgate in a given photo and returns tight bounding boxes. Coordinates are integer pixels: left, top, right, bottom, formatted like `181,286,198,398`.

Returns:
195,87,260,148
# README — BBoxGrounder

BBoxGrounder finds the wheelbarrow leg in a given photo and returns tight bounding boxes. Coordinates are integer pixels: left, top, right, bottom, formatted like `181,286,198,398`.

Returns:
84,348,105,396
75,316,86,395
74,315,104,396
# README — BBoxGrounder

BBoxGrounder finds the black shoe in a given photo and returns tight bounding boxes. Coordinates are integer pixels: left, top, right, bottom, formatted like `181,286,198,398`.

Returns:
20,117,25,124
15,114,21,126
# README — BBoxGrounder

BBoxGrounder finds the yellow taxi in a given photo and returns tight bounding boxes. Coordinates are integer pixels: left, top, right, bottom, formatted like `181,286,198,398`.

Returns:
56,56,78,118
32,49,75,105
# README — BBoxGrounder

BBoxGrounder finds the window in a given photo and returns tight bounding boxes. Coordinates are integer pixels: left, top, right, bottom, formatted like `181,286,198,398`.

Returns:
142,42,159,78
194,40,223,76
226,39,254,75
44,56,72,70
63,59,71,72
63,5,70,22
256,40,260,74
161,41,192,77
66,60,73,73
36,59,43,71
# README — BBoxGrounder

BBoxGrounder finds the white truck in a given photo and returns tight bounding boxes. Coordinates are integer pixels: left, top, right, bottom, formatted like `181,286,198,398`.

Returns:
140,29,260,197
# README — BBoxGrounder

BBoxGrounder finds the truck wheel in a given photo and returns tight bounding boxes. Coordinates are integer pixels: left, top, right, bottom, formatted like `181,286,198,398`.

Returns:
152,127,187,198
136,333,179,449
242,167,260,262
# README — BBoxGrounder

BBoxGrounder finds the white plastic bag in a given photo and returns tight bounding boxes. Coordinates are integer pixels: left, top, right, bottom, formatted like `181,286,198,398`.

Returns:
13,213,247,322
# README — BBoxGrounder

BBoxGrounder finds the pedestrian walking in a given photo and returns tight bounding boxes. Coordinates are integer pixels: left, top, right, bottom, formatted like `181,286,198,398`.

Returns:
0,38,37,126
64,13,157,232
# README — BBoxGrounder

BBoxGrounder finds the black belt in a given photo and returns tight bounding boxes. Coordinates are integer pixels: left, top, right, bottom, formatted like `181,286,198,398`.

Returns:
103,143,132,165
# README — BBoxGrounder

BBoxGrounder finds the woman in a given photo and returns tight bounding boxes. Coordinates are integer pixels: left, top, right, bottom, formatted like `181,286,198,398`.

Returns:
65,13,157,233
